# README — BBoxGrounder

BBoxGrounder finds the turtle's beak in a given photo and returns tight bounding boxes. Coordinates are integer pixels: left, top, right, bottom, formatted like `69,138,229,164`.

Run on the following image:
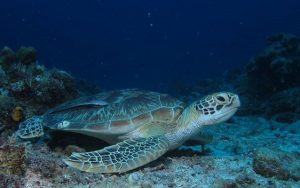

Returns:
232,94,241,108
215,94,240,123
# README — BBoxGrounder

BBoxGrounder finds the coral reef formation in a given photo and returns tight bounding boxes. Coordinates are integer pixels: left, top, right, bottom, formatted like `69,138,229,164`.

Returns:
0,46,78,106
0,46,82,132
246,34,300,95
242,34,300,116
17,46,37,65
0,45,100,187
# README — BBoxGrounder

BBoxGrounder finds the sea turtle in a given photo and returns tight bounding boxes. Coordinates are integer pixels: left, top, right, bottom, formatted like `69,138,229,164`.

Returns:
17,89,240,173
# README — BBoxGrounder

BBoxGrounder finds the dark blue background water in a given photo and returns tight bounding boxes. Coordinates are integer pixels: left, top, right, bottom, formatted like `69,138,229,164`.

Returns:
1,0,300,91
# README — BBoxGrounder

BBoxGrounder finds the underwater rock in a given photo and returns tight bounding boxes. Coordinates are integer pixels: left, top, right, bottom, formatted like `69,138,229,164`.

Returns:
0,95,18,127
127,171,144,186
0,66,8,86
229,34,300,116
0,46,79,106
270,112,300,131
17,46,37,65
10,80,27,95
31,69,78,106
0,47,16,70
0,145,26,176
0,174,23,188
0,88,9,96
253,147,300,181
0,46,86,135
266,88,300,115
285,120,300,134
246,34,300,97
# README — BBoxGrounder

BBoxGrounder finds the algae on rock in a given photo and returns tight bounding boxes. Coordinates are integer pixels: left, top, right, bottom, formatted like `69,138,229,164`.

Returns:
0,145,26,176
253,147,300,181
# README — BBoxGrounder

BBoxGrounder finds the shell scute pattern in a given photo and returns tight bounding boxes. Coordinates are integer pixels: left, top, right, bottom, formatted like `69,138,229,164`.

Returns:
112,93,159,119
44,89,183,134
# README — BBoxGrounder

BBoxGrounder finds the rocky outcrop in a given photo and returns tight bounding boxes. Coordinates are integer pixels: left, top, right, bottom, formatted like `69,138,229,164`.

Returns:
253,147,300,181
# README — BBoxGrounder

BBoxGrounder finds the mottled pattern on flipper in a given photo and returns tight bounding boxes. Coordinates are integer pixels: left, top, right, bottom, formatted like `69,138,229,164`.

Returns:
17,116,44,139
63,136,169,173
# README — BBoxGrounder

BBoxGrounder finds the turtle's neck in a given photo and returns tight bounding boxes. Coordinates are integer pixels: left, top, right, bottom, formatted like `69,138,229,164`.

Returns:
165,104,202,149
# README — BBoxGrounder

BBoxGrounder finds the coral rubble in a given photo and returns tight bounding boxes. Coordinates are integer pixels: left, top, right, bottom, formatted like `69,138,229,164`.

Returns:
0,144,26,176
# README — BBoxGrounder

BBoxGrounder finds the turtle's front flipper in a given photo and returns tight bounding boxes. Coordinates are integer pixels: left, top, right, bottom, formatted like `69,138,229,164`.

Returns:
188,131,213,145
63,136,169,173
186,131,213,152
17,116,44,139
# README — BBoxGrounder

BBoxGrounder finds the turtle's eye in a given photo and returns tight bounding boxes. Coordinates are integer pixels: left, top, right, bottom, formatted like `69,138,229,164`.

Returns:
215,93,229,104
216,96,225,102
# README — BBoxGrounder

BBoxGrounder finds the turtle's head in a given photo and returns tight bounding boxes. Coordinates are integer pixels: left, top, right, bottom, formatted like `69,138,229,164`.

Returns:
190,92,240,127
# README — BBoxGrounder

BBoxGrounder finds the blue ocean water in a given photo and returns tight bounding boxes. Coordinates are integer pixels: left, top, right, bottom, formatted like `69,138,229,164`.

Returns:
1,0,300,91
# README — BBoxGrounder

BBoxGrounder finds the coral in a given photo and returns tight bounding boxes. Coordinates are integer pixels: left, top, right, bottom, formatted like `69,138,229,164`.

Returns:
0,145,26,176
11,106,24,122
0,95,18,126
221,34,300,116
0,45,88,138
246,34,300,97
16,46,37,65
0,88,9,96
0,174,23,188
0,66,8,86
0,46,79,111
0,46,16,70
253,147,300,181
266,88,300,115
31,69,78,106
10,80,27,95
27,155,64,179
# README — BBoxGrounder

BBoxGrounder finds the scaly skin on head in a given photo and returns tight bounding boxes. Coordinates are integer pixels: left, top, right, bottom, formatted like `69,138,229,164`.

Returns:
166,92,241,148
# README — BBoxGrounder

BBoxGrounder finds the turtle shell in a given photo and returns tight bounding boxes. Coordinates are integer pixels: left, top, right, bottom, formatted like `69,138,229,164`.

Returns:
43,89,185,137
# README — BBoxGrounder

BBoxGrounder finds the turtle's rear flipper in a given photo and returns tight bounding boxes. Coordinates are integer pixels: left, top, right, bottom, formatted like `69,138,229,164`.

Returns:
17,116,44,139
63,136,169,173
